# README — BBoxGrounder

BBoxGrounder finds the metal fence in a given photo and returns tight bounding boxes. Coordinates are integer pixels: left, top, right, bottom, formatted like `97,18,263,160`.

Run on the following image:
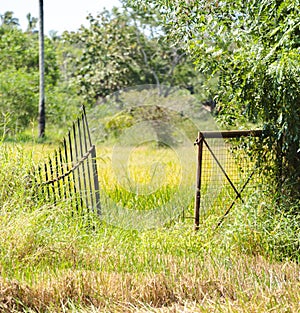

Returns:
194,130,263,230
33,106,101,214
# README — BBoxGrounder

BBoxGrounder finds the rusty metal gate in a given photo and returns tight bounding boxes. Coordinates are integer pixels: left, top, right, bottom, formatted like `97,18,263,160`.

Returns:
33,106,101,214
194,130,263,230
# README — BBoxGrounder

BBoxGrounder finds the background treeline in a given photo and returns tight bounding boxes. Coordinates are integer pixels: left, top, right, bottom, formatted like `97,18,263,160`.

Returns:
0,5,212,138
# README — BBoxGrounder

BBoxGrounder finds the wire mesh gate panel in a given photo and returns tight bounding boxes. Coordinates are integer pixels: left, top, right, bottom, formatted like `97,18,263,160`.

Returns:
33,106,101,214
194,130,263,230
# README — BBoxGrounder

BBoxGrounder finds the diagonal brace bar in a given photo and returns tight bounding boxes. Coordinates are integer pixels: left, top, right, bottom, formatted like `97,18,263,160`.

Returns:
202,137,244,203
215,169,256,229
215,150,266,229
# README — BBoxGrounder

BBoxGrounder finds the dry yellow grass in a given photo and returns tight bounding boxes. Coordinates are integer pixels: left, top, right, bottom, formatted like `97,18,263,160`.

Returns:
0,254,299,312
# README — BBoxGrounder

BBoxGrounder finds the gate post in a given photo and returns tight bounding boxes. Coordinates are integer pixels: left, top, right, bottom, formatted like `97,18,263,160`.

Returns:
194,132,203,230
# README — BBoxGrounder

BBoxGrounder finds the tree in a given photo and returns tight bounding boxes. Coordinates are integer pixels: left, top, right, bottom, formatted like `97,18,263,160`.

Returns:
38,0,45,138
145,0,300,203
66,8,144,103
0,26,59,85
122,4,199,97
0,11,19,27
26,13,38,33
0,11,59,137
65,6,199,104
0,68,38,134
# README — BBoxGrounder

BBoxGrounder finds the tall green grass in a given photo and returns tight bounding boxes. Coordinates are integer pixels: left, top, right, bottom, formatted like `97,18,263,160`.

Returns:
0,142,299,312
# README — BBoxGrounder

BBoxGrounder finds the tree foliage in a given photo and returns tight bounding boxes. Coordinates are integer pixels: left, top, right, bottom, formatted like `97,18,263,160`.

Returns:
0,15,60,135
0,68,38,134
132,0,300,202
65,8,144,102
65,7,199,104
0,11,19,28
0,23,59,85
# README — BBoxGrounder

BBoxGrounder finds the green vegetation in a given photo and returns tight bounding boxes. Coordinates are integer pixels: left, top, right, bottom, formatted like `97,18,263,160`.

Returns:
0,5,203,138
64,6,201,104
0,143,300,312
130,0,300,204
0,13,80,138
1,1,300,312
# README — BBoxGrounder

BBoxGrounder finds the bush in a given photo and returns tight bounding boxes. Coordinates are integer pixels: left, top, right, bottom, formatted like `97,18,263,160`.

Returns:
0,68,38,136
225,192,300,262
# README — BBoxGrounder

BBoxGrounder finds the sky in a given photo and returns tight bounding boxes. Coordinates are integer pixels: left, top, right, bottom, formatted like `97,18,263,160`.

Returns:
0,0,121,35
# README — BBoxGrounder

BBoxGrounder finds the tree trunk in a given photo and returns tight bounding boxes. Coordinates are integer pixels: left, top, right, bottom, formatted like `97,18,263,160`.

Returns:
38,0,45,138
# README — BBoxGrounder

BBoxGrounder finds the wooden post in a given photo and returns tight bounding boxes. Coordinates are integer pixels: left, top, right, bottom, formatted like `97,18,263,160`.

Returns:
194,132,203,230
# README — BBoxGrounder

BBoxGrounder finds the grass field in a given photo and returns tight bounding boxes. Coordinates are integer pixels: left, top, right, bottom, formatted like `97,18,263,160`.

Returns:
0,141,299,312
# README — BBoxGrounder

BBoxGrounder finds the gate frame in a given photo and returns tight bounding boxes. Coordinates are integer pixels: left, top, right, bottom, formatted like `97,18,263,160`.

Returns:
194,129,262,230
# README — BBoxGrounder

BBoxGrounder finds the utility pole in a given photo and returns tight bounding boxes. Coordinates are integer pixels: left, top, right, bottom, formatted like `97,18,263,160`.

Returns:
38,0,45,138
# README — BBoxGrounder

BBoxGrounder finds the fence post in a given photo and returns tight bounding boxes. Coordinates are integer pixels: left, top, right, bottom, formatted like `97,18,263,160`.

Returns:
91,145,101,216
194,132,203,231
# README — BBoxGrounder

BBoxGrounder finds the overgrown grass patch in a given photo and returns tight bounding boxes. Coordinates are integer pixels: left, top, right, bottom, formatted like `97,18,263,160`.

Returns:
0,143,299,312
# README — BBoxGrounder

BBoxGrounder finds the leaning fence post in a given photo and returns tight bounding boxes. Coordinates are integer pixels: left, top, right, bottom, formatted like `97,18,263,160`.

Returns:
91,145,101,216
49,156,56,203
194,132,203,231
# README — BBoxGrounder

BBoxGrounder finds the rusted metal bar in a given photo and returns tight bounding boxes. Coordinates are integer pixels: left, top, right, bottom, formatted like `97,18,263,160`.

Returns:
54,150,61,198
202,137,244,203
194,132,203,231
39,147,95,186
59,147,67,200
44,163,50,200
91,145,101,215
82,105,92,146
68,130,79,210
200,130,262,139
73,121,83,209
82,105,98,211
215,149,266,229
216,168,256,229
82,111,94,210
63,137,72,201
49,156,56,203
78,117,89,210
